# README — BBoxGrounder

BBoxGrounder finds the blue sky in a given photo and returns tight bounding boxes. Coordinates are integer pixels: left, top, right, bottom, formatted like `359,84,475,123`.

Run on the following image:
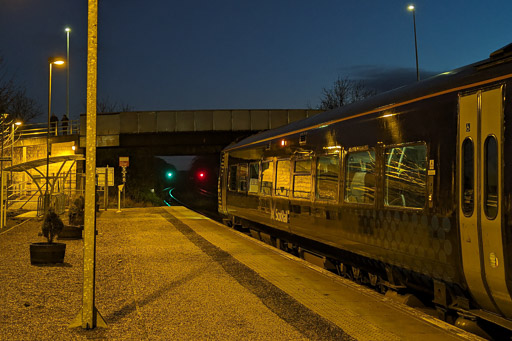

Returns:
1,1,511,122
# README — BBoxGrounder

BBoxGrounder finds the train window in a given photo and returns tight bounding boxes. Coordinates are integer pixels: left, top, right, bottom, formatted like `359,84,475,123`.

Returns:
317,155,339,200
228,165,237,191
462,138,474,216
384,144,427,208
248,163,259,194
275,160,291,197
484,136,498,219
345,150,375,204
260,161,273,195
238,163,248,192
293,159,312,199
295,159,311,173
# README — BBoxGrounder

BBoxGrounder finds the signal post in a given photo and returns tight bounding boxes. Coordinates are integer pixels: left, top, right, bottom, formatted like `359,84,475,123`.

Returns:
117,156,128,212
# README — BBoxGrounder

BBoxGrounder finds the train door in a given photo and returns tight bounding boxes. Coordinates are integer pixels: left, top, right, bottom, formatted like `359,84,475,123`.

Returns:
458,86,512,316
218,152,228,214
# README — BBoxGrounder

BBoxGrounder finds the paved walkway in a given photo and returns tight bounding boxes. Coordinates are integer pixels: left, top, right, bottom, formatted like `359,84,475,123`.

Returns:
0,207,483,340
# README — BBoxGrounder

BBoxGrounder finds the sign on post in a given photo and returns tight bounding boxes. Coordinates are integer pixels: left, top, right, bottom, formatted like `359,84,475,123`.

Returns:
96,167,114,187
119,156,129,167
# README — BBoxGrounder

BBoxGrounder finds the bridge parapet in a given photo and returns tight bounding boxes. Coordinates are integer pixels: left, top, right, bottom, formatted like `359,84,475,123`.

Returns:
80,109,321,147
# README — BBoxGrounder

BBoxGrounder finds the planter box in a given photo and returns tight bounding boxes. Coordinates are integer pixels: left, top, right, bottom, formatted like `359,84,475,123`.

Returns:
58,225,83,240
30,242,66,265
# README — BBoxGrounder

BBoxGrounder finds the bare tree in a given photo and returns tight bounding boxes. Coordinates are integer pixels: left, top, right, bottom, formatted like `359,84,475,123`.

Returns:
8,88,42,121
319,77,376,110
0,56,42,122
92,96,134,113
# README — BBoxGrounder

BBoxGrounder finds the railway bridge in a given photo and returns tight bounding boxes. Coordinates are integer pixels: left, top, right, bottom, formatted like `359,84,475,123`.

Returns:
79,109,321,154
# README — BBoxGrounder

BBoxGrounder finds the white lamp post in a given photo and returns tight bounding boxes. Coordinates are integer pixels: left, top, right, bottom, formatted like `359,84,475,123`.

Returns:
46,57,65,214
408,5,420,81
65,27,71,120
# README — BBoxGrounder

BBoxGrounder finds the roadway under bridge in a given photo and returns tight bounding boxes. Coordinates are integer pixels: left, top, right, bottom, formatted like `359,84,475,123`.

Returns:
80,109,322,154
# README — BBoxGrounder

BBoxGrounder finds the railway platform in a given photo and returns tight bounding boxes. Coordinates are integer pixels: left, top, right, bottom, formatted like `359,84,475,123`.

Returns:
0,206,484,340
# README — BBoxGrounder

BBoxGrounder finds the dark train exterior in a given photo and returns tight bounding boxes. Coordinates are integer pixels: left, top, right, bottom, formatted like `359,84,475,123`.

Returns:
218,44,512,327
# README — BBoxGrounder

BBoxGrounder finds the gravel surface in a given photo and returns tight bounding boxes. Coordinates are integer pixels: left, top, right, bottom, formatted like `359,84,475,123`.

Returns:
0,207,349,340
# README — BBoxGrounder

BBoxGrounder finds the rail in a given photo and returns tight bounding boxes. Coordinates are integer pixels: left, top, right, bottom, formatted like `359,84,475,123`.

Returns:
6,173,85,212
37,193,66,217
6,180,32,202
18,119,80,138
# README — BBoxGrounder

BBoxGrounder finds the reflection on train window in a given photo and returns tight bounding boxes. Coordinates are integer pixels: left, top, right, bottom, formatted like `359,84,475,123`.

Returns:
275,160,291,197
228,165,237,191
317,155,339,200
345,150,375,204
462,138,474,216
260,161,273,195
384,144,427,208
238,163,248,192
293,159,312,199
248,163,259,194
484,136,498,219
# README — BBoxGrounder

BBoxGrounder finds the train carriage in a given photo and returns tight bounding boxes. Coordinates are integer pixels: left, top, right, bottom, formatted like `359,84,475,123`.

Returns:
218,43,512,334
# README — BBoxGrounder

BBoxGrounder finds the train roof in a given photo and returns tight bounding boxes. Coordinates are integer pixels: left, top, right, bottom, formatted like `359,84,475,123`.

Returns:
225,43,512,152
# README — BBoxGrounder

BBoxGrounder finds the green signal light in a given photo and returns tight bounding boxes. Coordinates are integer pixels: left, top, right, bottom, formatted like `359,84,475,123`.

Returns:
166,172,173,178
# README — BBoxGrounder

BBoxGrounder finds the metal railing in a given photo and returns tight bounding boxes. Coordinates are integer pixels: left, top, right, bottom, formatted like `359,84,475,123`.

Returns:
18,119,80,138
6,173,85,212
37,193,67,217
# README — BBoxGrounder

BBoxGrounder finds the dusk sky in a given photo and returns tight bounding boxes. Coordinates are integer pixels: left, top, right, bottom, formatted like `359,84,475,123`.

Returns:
1,1,511,123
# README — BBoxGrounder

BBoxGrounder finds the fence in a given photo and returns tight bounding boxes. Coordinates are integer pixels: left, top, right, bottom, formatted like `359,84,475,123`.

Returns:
18,119,80,138
7,172,85,214
37,193,67,217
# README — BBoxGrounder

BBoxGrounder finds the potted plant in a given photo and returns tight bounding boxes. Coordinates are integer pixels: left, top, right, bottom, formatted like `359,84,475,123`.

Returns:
58,196,84,240
30,209,66,264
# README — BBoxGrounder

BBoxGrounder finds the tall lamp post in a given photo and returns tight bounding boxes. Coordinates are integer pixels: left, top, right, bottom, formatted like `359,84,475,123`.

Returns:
10,120,22,182
408,4,419,81
65,27,71,121
0,114,7,229
47,57,65,214
0,117,22,229
5,120,22,226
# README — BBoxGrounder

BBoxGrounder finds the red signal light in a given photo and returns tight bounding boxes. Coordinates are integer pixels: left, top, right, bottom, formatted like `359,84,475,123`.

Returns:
197,171,206,180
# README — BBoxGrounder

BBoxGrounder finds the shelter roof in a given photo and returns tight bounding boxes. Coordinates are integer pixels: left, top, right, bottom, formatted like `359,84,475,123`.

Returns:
4,154,84,172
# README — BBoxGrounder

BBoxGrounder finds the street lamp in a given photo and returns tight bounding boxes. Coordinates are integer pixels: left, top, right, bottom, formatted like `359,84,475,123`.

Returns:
10,120,22,179
0,114,7,228
8,120,22,219
47,57,65,213
0,116,21,229
65,27,71,120
408,4,419,81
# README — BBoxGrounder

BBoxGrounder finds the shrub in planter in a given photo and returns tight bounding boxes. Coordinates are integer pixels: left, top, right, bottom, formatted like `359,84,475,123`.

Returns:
59,196,85,240
42,209,64,242
30,209,66,264
68,196,85,226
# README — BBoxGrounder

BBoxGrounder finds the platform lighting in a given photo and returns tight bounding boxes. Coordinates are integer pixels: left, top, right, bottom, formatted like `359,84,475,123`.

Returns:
408,4,419,81
65,27,71,119
46,57,66,214
10,120,22,187
281,139,286,146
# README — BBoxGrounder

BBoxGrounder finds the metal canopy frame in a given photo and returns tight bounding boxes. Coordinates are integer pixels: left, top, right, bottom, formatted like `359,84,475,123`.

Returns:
4,154,84,199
